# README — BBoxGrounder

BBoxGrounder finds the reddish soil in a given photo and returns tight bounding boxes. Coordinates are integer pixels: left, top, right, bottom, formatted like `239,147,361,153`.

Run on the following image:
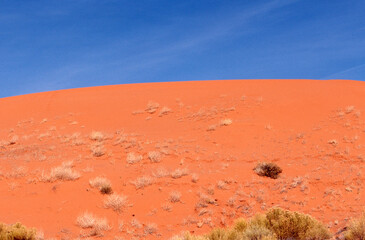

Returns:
0,80,364,239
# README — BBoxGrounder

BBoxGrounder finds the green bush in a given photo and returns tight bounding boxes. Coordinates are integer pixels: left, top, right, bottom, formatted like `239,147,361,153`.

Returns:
0,222,37,240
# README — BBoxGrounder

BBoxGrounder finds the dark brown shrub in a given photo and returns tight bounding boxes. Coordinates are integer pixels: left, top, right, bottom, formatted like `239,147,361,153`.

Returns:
254,162,282,179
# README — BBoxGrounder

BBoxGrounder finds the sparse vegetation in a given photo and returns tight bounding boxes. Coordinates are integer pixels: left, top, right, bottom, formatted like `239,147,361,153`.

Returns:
90,131,104,141
171,208,331,240
126,152,143,164
89,177,112,194
42,161,80,182
169,191,182,203
191,173,199,183
171,168,189,179
131,175,153,189
159,106,171,116
254,162,282,179
104,193,128,212
220,119,232,126
0,222,37,240
145,101,160,114
76,212,110,234
344,212,365,240
144,223,157,235
148,151,161,163
91,143,106,157
9,135,19,145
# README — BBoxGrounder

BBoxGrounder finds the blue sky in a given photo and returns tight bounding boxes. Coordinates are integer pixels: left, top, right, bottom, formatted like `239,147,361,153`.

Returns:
0,0,364,98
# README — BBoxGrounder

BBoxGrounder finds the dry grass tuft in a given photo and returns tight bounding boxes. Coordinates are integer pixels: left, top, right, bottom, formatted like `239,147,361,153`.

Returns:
42,161,80,182
145,101,160,114
207,125,217,131
220,119,232,126
254,162,282,179
148,151,161,163
89,177,112,194
104,194,128,212
153,167,170,178
132,176,153,189
191,173,199,183
344,212,365,240
171,168,189,179
76,212,110,235
159,106,171,117
0,222,37,240
169,191,182,203
7,166,28,179
9,135,19,145
126,152,143,164
77,212,96,228
91,143,106,157
130,219,142,229
144,223,158,235
90,131,104,141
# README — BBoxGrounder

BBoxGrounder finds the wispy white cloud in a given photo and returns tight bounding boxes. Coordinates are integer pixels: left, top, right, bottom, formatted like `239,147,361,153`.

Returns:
25,0,300,91
321,63,365,80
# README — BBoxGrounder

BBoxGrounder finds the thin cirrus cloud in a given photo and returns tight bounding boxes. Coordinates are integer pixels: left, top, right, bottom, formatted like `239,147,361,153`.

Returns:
24,0,297,91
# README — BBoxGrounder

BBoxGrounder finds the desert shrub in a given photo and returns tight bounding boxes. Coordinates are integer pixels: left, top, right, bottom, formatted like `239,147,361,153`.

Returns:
233,218,248,233
104,194,128,212
0,222,37,240
89,177,112,194
344,212,365,240
91,143,105,157
126,152,142,164
131,175,153,189
253,162,282,179
206,228,238,240
171,208,331,240
242,224,276,240
90,131,104,141
265,208,331,240
42,161,80,182
76,212,110,233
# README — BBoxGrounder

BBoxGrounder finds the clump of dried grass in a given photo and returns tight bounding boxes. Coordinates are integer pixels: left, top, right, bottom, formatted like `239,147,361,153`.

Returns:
145,101,160,114
159,107,171,117
91,143,106,157
148,151,161,163
169,191,182,203
126,152,143,164
90,131,104,141
144,223,158,235
152,167,170,178
89,177,112,194
131,176,153,189
171,168,189,179
42,161,80,182
76,212,110,236
104,194,128,212
220,119,232,126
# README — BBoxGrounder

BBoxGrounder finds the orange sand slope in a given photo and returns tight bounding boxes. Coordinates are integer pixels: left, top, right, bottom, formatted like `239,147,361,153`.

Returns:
0,80,364,239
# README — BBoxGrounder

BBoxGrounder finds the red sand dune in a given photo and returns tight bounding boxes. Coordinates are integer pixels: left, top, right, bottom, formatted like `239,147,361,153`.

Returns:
0,80,364,239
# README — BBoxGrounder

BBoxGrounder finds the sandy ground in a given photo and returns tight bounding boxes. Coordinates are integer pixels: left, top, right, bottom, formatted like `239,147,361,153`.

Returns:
0,80,364,239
